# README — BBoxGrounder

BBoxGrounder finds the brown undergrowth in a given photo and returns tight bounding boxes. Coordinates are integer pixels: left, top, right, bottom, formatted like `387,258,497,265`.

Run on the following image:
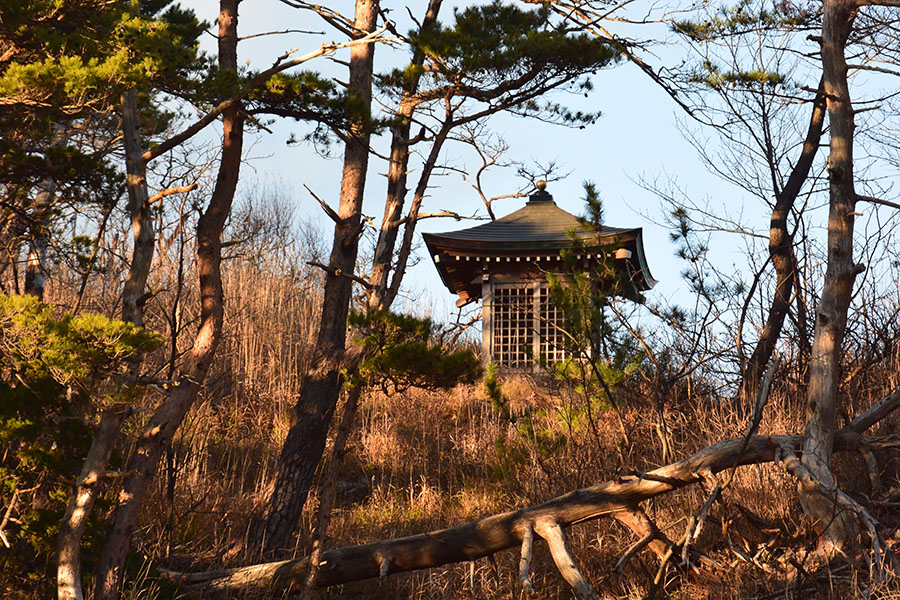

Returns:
32,220,900,598
131,357,900,599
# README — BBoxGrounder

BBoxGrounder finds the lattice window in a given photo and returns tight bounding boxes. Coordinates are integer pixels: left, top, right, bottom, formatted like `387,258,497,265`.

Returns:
490,284,569,369
491,286,534,369
538,286,568,365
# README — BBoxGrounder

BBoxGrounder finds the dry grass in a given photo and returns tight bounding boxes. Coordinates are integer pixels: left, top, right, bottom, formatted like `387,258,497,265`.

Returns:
22,210,900,600
129,349,900,599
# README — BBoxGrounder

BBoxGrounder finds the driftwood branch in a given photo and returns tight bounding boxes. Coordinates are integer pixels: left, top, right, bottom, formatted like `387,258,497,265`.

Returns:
517,523,536,594
533,517,598,600
167,388,900,596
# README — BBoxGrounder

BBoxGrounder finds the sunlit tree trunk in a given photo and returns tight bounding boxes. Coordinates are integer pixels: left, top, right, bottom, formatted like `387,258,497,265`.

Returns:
57,404,131,600
800,0,859,551
259,0,379,557
120,87,154,327
92,2,244,597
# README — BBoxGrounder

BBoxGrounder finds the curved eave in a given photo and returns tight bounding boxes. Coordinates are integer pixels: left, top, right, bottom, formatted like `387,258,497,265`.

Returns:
424,227,656,303
631,229,657,290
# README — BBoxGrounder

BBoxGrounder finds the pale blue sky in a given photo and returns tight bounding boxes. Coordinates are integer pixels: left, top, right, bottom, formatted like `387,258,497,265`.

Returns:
178,0,791,321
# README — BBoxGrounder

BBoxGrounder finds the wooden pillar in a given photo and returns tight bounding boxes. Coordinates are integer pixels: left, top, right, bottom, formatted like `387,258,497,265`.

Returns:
481,268,492,365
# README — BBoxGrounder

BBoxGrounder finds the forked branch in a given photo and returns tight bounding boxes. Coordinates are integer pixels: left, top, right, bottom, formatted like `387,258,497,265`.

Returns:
533,517,598,600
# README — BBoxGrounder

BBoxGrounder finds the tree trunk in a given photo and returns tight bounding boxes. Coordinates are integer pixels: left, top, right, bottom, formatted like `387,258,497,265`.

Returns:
741,82,826,400
120,88,154,327
258,0,379,557
383,121,453,307
800,0,859,552
299,385,363,597
23,178,54,300
366,0,442,311
169,386,900,595
92,3,244,598
57,404,131,600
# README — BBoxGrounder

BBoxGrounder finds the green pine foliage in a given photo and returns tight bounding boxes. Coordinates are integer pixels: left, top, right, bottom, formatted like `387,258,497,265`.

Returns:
672,0,815,42
0,0,204,111
545,183,646,410
671,0,817,93
483,362,511,420
0,293,160,598
413,2,618,80
377,1,621,128
348,309,481,393
0,1,208,296
0,0,206,202
245,70,360,148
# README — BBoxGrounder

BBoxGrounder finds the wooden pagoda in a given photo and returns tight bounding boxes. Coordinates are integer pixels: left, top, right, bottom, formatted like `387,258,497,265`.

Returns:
423,182,655,369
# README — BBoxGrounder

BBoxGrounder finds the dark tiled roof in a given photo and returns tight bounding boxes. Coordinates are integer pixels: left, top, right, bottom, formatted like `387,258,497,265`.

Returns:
422,189,657,304
423,194,635,251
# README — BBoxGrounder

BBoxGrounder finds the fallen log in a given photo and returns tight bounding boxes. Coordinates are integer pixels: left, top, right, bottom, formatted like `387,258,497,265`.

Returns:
168,388,900,596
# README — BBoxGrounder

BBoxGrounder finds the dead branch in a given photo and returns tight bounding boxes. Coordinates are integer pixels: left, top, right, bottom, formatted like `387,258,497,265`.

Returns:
518,522,536,594
147,183,199,205
238,28,324,41
533,517,598,600
399,210,481,223
166,388,900,596
0,488,20,549
304,184,342,224
855,194,900,211
306,261,372,289
612,508,665,570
